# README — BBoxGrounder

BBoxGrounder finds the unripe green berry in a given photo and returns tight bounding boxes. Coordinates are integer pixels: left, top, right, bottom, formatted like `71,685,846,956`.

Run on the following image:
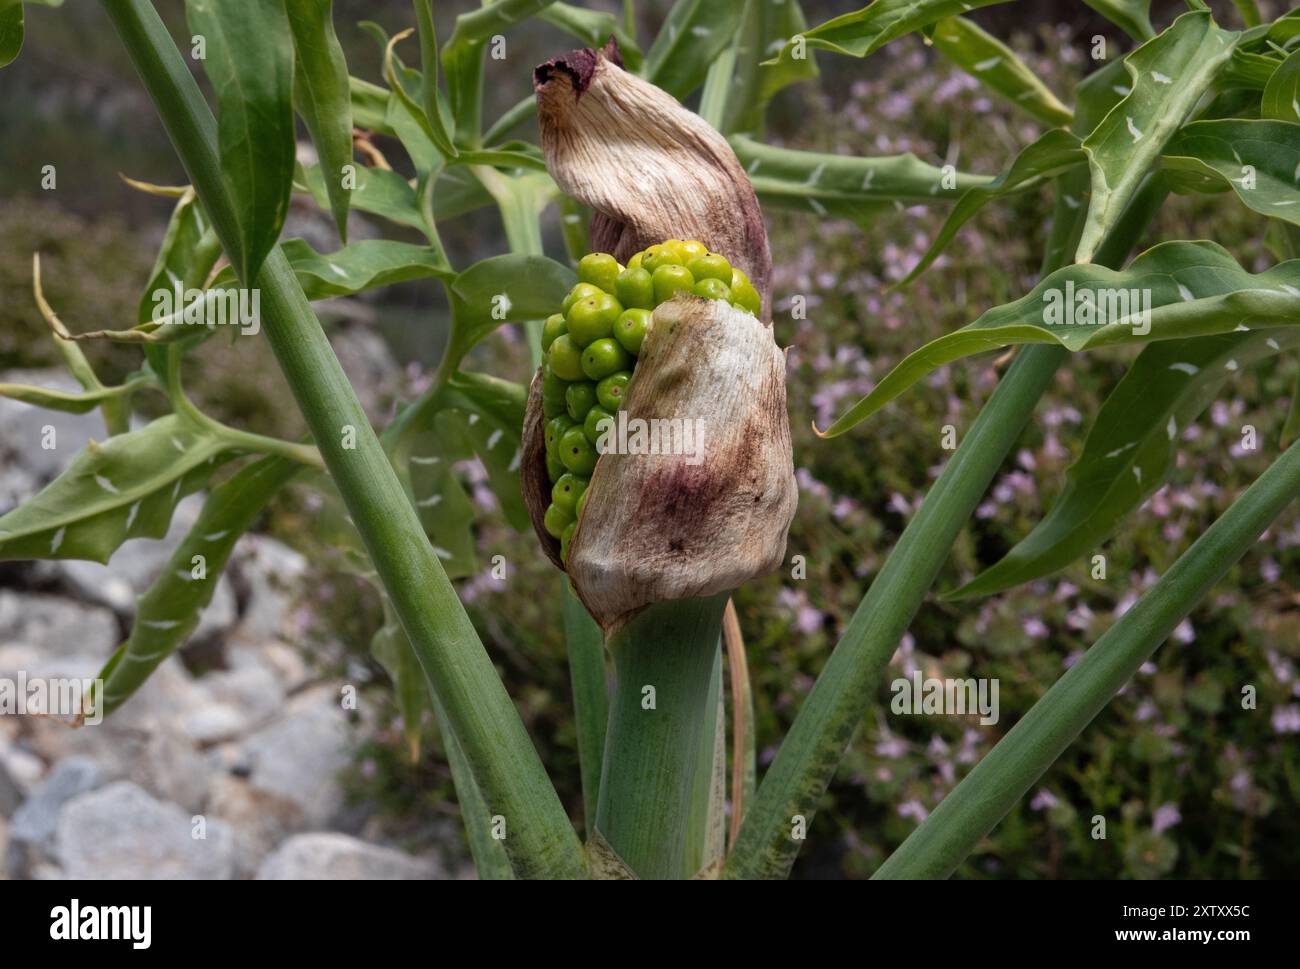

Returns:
581,337,631,381
584,405,614,446
559,425,599,474
614,307,652,355
730,280,761,317
545,414,576,457
560,520,577,562
694,277,731,301
652,264,695,304
672,239,707,263
565,381,599,421
544,501,573,539
642,245,682,273
577,252,622,293
575,487,589,519
546,451,566,481
596,370,632,411
566,292,622,347
627,251,645,270
551,472,588,513
542,313,568,351
562,282,603,315
615,267,655,310
548,334,586,381
687,252,732,283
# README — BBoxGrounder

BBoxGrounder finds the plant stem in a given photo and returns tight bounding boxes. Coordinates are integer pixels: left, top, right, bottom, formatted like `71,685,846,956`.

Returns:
103,0,584,879
875,435,1300,879
564,580,608,833
596,593,728,878
726,176,1168,880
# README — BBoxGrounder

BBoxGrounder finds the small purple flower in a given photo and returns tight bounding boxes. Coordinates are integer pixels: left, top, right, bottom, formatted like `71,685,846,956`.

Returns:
1152,803,1181,834
898,799,929,823
1022,616,1049,639
1271,704,1300,734
1030,789,1058,811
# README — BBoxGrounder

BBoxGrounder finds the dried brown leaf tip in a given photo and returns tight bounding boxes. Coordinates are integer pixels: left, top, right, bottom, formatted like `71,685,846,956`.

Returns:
526,43,797,636
534,39,773,323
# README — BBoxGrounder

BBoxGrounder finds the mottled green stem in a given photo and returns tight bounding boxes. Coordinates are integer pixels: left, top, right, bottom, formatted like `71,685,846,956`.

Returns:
103,0,584,879
876,435,1300,878
596,593,728,879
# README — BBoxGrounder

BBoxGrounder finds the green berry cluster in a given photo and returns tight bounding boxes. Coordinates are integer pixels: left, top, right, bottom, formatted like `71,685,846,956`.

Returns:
541,239,761,563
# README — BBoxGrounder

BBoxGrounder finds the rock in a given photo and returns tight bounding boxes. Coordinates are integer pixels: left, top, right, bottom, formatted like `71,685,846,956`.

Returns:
232,533,308,642
0,816,7,878
205,774,304,878
0,746,46,817
24,659,212,813
236,686,352,827
0,370,106,510
55,781,234,880
0,591,120,660
179,658,285,744
255,832,441,880
6,757,101,877
0,760,21,819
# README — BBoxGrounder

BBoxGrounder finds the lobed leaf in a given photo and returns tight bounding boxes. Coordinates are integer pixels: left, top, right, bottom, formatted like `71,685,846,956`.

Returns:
950,328,1300,598
444,254,577,366
0,414,231,562
821,240,1300,436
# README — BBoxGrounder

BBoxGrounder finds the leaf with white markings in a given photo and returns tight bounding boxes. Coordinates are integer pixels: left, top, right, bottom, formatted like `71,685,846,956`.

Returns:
897,129,1086,286
299,162,424,231
93,455,299,717
731,134,987,229
186,0,295,283
820,240,1300,436
212,238,453,299
1163,118,1300,226
1076,11,1238,263
0,415,231,562
927,16,1072,126
646,0,745,100
949,328,1300,598
286,0,353,242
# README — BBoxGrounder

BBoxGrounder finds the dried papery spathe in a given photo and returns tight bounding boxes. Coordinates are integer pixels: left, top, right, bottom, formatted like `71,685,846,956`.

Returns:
534,39,773,322
526,41,797,635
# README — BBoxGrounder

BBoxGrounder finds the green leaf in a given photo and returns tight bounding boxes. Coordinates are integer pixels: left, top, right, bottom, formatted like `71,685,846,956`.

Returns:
186,0,295,283
731,134,988,229
1076,11,1238,262
1261,45,1300,120
445,254,577,366
541,1,643,72
729,0,818,135
1163,118,1300,226
876,436,1300,879
927,16,1072,126
0,3,22,69
286,0,353,242
136,187,216,325
1082,0,1154,43
93,455,298,717
383,26,457,161
0,374,151,414
0,414,230,563
564,581,607,833
898,129,1086,286
1218,46,1279,90
645,0,745,100
349,75,395,134
761,0,1010,92
439,371,529,531
402,414,479,579
950,328,1300,598
213,238,453,299
300,162,424,231
821,240,1300,436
